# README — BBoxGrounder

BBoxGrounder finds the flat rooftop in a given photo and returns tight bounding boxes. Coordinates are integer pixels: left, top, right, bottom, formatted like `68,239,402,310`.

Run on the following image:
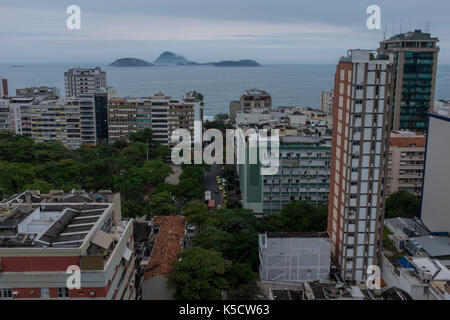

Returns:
411,236,450,258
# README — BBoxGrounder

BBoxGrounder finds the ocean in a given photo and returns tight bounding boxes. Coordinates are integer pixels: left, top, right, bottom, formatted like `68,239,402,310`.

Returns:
1,63,450,119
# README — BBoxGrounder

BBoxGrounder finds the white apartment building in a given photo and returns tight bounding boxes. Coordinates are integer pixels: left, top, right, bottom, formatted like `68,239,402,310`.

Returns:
328,50,394,281
64,67,107,97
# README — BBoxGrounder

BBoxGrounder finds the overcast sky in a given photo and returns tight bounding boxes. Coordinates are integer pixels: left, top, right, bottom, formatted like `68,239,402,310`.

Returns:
1,0,449,64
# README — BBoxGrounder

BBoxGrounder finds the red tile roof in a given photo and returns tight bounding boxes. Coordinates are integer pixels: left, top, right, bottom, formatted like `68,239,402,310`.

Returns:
144,215,186,279
390,136,426,148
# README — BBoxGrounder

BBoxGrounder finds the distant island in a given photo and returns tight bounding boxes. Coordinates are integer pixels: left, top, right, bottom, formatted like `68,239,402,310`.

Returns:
109,58,153,67
110,51,261,67
211,59,261,67
154,51,190,65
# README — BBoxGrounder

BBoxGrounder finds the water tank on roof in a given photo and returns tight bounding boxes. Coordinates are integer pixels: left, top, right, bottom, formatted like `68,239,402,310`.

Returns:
96,195,103,202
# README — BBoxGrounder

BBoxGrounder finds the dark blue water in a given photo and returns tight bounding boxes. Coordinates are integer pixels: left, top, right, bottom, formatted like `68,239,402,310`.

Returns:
1,63,450,119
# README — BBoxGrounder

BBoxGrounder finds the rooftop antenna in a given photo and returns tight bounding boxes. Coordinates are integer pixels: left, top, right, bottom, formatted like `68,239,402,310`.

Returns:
425,22,430,33
409,21,412,32
383,26,387,40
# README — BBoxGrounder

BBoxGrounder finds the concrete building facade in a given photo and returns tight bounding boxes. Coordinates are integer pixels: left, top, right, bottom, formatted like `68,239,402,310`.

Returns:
420,113,450,234
328,50,394,281
64,67,107,97
386,131,425,196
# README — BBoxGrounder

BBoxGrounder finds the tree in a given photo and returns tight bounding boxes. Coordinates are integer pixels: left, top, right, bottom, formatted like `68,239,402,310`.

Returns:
261,201,328,232
129,128,153,144
149,191,177,215
385,190,420,219
184,200,216,228
120,142,147,164
143,160,174,185
169,247,231,300
226,263,259,300
151,144,171,160
192,228,233,254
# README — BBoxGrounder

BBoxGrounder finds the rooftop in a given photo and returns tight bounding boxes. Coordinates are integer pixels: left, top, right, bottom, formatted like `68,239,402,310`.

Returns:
382,30,439,42
410,236,450,258
390,131,426,147
144,215,186,280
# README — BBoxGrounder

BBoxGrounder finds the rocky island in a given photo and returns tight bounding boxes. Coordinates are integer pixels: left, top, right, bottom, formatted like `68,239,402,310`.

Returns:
109,58,154,67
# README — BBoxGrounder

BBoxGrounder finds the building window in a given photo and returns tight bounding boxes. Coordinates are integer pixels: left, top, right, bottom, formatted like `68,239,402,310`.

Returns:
0,288,12,298
41,288,50,298
58,287,69,298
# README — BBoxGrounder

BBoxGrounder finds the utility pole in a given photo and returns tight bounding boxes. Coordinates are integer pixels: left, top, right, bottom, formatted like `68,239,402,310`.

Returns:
146,139,149,161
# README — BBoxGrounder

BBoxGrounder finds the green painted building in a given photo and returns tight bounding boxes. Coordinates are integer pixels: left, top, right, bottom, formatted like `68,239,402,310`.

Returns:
380,30,439,132
237,134,331,214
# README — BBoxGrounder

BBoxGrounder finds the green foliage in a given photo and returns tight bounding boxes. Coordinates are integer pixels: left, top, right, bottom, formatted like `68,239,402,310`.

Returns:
184,200,216,228
192,209,260,270
261,201,328,232
151,144,171,160
169,247,231,300
122,200,151,218
385,190,420,219
174,165,205,202
129,128,153,144
149,190,177,215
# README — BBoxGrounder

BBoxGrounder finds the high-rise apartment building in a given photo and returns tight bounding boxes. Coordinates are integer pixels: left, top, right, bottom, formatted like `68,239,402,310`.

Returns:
9,98,33,137
379,30,439,132
386,131,425,196
64,95,96,147
229,89,272,122
328,50,394,281
0,99,10,132
107,99,138,144
78,94,97,146
30,99,67,144
94,92,110,144
64,98,82,149
107,92,202,146
237,128,330,214
64,67,107,97
320,90,334,121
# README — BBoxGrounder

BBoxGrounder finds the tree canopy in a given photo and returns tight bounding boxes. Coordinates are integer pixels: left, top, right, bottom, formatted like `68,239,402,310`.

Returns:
169,247,231,300
385,190,420,219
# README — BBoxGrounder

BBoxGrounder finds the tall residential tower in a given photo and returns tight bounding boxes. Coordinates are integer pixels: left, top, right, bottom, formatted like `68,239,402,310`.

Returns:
328,50,394,281
379,30,439,132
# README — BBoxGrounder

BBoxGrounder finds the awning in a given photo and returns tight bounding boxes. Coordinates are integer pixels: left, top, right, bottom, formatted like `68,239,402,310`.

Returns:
91,230,114,250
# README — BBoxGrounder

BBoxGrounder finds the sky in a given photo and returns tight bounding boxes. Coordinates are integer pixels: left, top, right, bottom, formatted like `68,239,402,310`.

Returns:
1,0,449,64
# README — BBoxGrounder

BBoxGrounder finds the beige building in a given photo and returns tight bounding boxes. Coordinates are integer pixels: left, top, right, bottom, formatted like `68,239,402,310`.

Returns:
107,92,202,146
386,131,426,196
30,99,67,144
229,89,272,122
107,99,138,144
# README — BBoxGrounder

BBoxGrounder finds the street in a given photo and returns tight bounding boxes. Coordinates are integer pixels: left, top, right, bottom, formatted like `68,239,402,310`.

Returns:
204,164,223,206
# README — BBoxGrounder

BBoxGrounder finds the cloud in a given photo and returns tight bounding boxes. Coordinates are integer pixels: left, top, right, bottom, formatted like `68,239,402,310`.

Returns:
0,6,356,42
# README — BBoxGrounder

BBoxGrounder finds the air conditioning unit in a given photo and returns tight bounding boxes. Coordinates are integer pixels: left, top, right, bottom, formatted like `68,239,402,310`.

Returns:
12,291,19,297
90,291,96,297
